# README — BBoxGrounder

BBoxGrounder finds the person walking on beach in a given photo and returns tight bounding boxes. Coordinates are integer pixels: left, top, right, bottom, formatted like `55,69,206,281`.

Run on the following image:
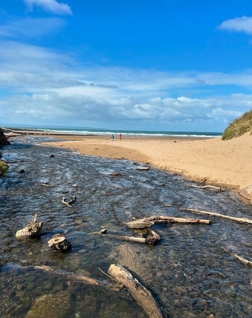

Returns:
119,133,122,140
111,134,114,141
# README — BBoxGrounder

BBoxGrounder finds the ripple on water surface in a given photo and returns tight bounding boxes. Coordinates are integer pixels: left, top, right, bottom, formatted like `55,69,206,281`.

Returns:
0,137,252,318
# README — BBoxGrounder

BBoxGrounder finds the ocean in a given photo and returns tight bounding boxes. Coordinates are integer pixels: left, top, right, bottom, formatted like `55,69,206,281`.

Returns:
4,124,222,138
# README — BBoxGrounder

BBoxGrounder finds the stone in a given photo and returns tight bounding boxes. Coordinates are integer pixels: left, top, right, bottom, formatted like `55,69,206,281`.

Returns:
110,172,121,176
25,291,70,318
0,128,10,147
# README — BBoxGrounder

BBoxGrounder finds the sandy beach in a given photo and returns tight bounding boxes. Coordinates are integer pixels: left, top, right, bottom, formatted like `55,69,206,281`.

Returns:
40,132,252,191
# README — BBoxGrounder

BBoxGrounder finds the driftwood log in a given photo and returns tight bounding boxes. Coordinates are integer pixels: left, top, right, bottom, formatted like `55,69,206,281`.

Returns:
136,166,149,171
125,215,211,229
41,182,54,187
190,184,224,192
62,196,76,207
222,247,252,267
100,228,161,244
180,208,252,225
15,214,43,238
48,234,72,252
34,265,104,286
108,264,164,318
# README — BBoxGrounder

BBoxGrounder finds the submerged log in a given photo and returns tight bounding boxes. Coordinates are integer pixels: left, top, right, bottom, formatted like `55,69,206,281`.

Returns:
15,214,43,238
180,208,252,225
108,264,164,318
221,247,252,267
48,234,72,252
101,234,146,244
34,265,104,286
125,215,211,229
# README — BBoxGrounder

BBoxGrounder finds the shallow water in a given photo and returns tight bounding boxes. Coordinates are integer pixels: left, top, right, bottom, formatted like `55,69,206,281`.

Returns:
0,136,252,318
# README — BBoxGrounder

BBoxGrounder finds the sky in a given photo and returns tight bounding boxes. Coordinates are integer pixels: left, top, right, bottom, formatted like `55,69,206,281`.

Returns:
1,0,252,132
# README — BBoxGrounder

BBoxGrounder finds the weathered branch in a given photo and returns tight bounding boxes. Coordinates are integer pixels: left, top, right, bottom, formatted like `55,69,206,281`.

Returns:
136,166,149,171
34,265,105,286
190,184,224,192
108,264,164,318
221,247,252,267
125,215,211,229
41,182,54,187
100,228,161,244
62,195,76,207
180,208,252,225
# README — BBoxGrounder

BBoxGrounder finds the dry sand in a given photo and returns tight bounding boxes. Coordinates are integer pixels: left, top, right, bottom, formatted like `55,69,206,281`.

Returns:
42,132,252,191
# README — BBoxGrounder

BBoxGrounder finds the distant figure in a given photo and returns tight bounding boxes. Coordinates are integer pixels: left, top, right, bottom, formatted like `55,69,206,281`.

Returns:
111,134,114,141
119,133,122,140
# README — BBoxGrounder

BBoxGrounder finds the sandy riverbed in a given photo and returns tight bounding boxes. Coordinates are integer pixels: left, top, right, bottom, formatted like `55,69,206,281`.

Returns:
41,132,252,190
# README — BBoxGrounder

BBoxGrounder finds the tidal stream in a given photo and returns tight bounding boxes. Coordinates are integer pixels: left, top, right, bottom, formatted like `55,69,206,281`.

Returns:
0,136,252,318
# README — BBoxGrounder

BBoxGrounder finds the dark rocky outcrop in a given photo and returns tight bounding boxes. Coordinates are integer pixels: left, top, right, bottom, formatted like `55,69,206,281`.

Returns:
0,128,10,147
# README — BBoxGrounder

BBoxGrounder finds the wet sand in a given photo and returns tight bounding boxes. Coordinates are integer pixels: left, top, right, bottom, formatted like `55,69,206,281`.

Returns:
38,132,252,190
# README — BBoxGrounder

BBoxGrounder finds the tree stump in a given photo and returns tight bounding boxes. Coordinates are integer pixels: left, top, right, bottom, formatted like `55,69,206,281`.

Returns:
15,214,43,238
48,234,72,252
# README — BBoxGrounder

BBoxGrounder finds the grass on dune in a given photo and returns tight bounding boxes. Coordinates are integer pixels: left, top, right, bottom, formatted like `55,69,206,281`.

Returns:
222,110,252,140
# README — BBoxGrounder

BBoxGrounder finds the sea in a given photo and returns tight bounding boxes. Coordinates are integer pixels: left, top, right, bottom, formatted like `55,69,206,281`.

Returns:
4,124,222,138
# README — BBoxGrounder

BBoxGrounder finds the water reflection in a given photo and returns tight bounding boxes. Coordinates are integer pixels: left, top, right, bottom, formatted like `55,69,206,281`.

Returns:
0,137,252,318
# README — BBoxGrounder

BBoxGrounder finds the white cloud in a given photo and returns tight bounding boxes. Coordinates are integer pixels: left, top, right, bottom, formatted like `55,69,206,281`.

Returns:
218,16,252,35
23,0,72,15
1,41,252,95
0,91,250,131
0,41,252,131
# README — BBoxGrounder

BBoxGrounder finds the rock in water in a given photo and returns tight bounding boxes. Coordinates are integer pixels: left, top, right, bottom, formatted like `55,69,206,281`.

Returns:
239,185,252,202
25,291,70,318
0,128,10,147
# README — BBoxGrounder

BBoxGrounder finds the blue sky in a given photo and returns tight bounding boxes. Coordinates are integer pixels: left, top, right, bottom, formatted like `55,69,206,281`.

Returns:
1,0,252,132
